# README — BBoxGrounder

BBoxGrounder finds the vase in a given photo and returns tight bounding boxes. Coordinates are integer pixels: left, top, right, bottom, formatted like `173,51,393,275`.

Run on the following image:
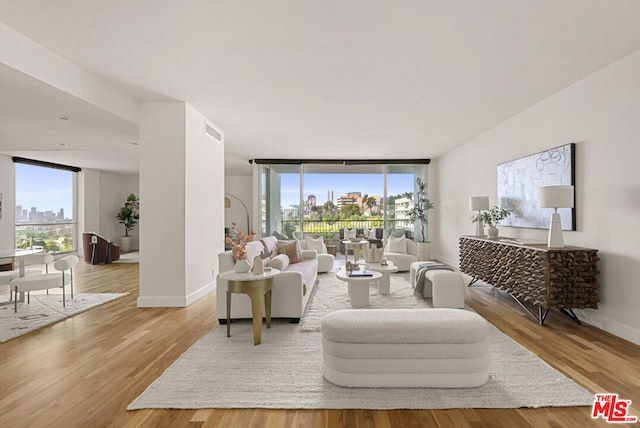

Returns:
120,236,132,253
487,227,499,238
417,242,432,261
234,258,251,273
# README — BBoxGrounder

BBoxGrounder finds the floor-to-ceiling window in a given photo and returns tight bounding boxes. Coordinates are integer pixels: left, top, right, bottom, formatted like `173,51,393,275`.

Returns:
257,160,429,244
14,158,78,253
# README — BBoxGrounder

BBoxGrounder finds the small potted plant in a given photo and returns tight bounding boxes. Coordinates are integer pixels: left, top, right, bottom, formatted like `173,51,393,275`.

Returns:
472,206,512,238
407,177,435,260
116,193,139,252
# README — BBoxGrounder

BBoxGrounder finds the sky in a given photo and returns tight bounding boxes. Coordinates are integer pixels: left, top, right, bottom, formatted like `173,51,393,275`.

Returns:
280,173,414,207
15,163,73,218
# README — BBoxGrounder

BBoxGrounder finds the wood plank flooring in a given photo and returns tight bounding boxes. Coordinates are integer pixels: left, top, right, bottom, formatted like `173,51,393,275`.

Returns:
1,261,639,428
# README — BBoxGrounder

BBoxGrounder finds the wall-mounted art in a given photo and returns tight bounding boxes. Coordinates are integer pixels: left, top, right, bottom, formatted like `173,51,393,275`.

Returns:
497,143,575,230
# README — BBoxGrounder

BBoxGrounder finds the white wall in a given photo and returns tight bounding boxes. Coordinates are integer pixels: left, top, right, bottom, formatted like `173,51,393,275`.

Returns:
435,50,640,345
185,104,225,300
99,172,139,249
0,155,15,250
225,175,253,235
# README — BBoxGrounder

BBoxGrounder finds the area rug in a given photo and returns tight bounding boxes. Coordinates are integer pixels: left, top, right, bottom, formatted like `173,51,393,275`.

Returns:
300,272,431,331
0,292,127,342
128,272,594,410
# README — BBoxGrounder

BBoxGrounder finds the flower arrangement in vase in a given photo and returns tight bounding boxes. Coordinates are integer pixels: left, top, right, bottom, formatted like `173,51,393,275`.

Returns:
225,222,256,272
471,206,512,238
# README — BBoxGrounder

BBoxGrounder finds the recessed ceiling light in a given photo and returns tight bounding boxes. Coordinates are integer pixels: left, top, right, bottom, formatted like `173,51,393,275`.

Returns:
129,141,140,146
56,143,67,147
57,116,72,121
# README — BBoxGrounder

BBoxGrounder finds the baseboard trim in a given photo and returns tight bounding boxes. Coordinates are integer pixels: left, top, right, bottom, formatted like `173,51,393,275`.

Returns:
137,281,215,308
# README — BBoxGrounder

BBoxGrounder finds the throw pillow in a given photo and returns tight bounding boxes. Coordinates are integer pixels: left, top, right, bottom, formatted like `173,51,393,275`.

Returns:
366,228,377,240
391,229,407,238
275,240,302,264
304,236,325,254
273,231,289,241
344,228,357,239
387,235,407,254
268,254,290,271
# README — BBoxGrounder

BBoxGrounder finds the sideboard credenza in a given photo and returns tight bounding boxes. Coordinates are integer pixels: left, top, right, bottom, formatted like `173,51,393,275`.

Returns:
459,236,600,325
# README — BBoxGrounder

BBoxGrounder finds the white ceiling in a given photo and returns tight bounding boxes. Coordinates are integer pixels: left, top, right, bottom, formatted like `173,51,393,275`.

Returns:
1,1,640,176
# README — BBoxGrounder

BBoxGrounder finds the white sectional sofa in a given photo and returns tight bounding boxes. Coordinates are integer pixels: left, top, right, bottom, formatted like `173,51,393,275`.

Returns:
216,236,318,324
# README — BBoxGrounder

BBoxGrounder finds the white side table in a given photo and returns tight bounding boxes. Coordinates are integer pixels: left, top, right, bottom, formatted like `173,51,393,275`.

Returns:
363,262,398,295
219,268,280,345
336,268,382,307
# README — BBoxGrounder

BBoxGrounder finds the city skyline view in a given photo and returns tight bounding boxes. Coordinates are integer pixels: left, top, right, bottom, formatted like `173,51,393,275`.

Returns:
15,163,74,221
280,173,415,208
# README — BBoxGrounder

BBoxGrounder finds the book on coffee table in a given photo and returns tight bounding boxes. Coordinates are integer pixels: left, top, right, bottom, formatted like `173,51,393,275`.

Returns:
348,270,373,277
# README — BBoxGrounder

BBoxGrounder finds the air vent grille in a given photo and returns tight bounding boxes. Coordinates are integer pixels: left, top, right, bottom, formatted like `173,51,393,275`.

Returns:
205,121,222,142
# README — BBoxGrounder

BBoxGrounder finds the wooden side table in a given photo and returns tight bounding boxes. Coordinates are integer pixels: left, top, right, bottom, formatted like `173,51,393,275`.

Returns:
219,269,280,345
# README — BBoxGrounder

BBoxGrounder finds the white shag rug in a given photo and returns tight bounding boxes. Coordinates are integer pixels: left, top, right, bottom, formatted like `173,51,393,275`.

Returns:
128,273,594,410
0,292,127,342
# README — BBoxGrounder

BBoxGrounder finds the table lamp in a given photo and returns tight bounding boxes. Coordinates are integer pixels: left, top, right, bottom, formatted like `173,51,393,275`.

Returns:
538,185,574,248
469,196,490,236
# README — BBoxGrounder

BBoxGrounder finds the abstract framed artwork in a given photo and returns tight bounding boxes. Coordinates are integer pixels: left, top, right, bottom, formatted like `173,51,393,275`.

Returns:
497,143,575,230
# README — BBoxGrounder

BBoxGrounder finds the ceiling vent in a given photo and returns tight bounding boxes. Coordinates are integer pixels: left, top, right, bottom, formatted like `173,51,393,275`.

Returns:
205,121,223,143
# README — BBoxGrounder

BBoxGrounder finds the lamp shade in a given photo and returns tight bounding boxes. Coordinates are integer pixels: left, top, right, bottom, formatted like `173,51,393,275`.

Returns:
469,196,490,211
224,196,231,208
538,185,574,208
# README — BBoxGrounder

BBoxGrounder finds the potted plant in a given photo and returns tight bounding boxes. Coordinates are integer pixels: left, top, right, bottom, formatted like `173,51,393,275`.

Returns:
116,193,139,252
407,177,435,261
472,206,512,238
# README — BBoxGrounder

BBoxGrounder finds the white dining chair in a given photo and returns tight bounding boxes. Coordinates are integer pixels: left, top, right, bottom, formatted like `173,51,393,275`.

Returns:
10,255,79,312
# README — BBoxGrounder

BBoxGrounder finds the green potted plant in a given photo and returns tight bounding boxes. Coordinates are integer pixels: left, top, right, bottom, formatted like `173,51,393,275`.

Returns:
472,206,512,238
116,193,139,252
407,177,435,260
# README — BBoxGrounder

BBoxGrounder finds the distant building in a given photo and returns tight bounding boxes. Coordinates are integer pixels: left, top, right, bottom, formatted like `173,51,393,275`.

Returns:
394,197,413,229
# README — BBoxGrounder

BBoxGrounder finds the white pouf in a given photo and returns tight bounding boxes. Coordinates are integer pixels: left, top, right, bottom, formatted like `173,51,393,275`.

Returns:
321,308,490,388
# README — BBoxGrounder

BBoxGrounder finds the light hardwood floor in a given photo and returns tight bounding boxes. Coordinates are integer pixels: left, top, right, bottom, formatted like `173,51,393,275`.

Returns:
1,260,638,428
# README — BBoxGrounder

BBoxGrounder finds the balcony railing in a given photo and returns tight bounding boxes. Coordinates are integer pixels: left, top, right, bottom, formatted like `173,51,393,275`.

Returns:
280,218,412,237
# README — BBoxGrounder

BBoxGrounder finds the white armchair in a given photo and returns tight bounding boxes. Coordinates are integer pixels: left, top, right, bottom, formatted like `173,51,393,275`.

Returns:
383,237,418,271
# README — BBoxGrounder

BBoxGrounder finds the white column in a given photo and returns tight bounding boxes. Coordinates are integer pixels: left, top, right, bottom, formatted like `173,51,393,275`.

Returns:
138,102,225,307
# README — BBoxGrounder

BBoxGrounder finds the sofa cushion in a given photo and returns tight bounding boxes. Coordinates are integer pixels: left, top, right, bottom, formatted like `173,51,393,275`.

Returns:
304,236,326,254
388,235,407,254
276,240,302,264
269,254,290,271
260,236,278,256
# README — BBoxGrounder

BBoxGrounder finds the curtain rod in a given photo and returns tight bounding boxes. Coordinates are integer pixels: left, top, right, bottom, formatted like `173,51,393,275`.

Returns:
12,156,81,173
250,159,430,165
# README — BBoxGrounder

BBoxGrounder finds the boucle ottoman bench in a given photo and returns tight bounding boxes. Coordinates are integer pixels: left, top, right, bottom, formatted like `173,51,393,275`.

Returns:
410,261,466,308
321,308,490,388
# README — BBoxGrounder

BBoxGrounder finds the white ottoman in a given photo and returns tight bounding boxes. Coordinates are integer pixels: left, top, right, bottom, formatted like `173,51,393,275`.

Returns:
410,262,466,309
321,308,490,388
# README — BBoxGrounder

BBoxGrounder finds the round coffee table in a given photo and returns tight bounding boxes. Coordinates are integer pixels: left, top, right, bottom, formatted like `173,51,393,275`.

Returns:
362,261,398,294
336,268,382,307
